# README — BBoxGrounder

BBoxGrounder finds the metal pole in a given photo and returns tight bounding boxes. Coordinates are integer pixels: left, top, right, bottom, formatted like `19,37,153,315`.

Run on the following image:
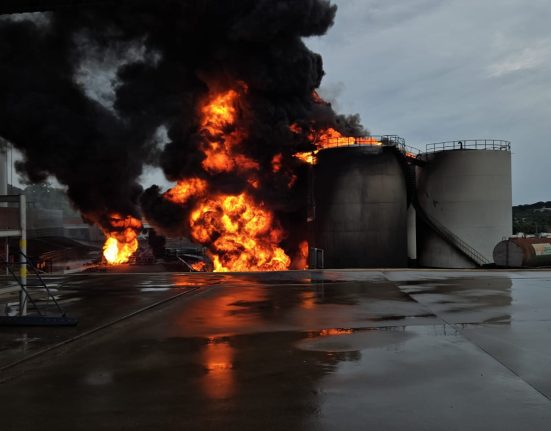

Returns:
4,237,8,276
407,205,417,266
19,194,27,316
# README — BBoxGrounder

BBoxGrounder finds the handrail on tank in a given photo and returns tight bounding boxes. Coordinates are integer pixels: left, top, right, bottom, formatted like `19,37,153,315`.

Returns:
317,135,421,157
425,139,511,153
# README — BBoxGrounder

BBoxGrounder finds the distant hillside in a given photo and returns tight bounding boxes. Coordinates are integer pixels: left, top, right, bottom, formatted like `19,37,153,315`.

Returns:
513,201,551,234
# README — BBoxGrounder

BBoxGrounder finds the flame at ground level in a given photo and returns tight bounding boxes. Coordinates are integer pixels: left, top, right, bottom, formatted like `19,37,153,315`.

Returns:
189,192,291,272
102,215,142,265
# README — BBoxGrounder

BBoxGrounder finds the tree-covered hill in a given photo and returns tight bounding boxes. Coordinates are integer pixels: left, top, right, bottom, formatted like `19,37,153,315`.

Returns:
514,201,551,234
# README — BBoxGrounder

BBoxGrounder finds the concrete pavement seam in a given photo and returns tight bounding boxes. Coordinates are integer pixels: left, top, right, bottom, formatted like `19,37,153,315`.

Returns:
396,285,551,403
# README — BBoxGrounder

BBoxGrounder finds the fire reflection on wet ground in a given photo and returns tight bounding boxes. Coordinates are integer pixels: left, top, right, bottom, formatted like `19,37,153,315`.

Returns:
202,338,235,400
2,271,551,430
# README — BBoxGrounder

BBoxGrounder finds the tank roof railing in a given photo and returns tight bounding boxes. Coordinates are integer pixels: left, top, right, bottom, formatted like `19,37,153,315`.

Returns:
426,139,511,153
317,135,421,157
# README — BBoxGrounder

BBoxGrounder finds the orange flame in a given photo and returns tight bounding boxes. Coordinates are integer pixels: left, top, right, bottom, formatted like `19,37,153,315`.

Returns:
292,240,309,270
102,214,142,265
180,87,292,272
200,87,259,174
189,192,290,272
293,151,317,165
271,153,283,173
191,261,207,272
291,124,382,166
164,178,208,205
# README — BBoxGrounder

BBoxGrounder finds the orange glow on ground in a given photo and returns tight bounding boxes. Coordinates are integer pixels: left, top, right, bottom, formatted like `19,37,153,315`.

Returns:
202,339,235,400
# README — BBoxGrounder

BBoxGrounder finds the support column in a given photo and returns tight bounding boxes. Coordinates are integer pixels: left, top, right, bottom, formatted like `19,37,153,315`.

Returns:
1,139,9,275
407,204,417,267
19,194,27,316
4,238,8,276
0,138,7,201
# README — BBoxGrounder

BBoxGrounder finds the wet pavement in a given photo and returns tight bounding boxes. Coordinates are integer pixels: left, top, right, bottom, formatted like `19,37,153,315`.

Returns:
1,269,551,430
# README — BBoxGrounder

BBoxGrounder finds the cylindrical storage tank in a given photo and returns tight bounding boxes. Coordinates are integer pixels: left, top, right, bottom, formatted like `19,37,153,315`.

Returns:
494,238,551,267
313,146,408,268
416,142,512,268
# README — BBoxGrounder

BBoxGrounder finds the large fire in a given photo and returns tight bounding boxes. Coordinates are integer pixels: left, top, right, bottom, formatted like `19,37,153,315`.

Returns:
190,193,290,272
162,87,292,272
100,88,369,271
102,214,142,265
200,85,259,175
293,126,382,165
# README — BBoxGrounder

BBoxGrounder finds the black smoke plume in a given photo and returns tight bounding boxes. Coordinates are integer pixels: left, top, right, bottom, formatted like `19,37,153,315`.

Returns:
0,1,365,247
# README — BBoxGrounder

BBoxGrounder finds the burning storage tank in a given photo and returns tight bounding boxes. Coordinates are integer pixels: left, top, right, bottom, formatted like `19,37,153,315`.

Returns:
311,136,408,268
416,140,512,268
494,238,551,268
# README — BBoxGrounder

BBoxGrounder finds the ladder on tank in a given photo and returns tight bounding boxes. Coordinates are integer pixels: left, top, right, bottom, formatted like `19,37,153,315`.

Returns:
414,206,491,267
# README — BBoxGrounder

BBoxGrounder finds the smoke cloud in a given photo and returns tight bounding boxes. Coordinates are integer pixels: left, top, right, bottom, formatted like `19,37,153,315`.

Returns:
0,0,365,244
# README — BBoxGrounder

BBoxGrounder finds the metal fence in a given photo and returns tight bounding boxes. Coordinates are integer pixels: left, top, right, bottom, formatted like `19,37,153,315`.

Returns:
426,140,511,153
317,135,421,157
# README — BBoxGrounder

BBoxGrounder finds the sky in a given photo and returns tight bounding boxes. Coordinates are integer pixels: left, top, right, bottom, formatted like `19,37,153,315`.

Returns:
5,0,551,204
306,0,551,205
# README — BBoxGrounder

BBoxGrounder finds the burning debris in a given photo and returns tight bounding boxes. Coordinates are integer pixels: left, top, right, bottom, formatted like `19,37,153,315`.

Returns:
0,0,367,271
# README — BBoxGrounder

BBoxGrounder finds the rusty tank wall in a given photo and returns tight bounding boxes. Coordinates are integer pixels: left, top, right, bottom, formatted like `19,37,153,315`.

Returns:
494,238,551,267
312,146,408,268
416,149,512,268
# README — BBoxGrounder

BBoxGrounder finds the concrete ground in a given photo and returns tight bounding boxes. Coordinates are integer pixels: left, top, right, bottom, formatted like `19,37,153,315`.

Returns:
1,269,551,430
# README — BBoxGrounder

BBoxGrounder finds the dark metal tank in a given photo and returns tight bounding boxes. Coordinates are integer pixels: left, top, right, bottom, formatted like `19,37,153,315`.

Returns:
312,145,408,268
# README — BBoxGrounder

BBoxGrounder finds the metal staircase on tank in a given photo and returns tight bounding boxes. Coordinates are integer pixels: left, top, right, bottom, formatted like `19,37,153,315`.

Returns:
413,204,491,267
1,250,78,326
390,146,491,268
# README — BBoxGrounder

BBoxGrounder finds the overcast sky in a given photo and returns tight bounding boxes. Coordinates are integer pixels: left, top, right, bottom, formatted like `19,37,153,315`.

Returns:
5,0,550,205
307,0,551,204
